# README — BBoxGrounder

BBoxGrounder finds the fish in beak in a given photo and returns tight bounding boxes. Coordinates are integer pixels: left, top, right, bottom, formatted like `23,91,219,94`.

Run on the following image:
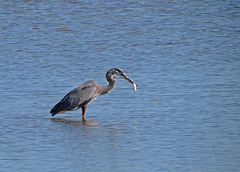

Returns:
121,73,137,92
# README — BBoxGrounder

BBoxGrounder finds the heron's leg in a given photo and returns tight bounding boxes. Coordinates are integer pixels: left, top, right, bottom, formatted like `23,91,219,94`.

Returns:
82,104,88,120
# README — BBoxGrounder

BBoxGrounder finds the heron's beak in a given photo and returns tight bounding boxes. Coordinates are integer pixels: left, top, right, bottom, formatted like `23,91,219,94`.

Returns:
122,74,134,84
122,74,137,92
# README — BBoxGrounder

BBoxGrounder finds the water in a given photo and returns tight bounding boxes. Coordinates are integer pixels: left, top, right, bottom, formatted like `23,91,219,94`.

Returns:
0,0,240,171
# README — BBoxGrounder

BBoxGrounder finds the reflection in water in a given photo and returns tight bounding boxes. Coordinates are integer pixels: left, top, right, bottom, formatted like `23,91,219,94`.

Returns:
134,122,140,145
49,117,120,142
50,117,88,125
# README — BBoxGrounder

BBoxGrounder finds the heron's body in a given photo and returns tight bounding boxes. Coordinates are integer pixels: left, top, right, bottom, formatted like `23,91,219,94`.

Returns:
50,68,136,119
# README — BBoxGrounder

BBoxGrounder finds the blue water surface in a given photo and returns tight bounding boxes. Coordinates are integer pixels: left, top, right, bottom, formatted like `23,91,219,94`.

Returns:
0,0,240,171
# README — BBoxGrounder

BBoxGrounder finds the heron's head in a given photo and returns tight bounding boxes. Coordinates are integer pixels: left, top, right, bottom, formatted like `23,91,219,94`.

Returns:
107,68,137,92
112,68,135,84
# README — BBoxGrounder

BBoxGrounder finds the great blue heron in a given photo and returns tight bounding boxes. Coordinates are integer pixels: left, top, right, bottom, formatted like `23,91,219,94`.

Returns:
50,68,137,119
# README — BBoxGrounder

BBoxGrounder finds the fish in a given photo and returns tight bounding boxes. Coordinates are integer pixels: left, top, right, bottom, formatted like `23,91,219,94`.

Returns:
133,83,137,92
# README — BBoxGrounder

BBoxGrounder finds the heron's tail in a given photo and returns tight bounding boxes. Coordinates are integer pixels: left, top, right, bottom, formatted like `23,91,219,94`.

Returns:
50,102,61,116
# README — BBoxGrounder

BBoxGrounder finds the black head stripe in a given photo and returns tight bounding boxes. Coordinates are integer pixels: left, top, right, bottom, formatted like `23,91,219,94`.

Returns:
114,68,124,73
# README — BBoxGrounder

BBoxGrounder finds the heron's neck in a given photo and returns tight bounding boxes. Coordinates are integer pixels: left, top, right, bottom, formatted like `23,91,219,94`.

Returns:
101,77,117,95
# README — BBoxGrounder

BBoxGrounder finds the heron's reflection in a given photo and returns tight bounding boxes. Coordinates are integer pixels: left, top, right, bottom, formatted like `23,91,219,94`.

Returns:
50,117,108,130
50,117,89,126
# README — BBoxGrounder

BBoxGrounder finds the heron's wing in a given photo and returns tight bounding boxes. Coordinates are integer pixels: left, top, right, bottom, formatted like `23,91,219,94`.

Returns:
50,84,97,114
61,85,97,109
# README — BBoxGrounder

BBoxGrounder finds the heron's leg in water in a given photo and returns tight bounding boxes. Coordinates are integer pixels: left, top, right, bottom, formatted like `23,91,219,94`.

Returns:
82,104,88,120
